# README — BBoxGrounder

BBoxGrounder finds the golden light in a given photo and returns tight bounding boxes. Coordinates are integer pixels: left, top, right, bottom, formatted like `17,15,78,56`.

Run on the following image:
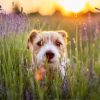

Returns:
0,0,100,15
57,0,87,13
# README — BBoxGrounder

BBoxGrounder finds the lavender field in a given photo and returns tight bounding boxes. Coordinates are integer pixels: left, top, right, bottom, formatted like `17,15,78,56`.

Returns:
0,13,100,100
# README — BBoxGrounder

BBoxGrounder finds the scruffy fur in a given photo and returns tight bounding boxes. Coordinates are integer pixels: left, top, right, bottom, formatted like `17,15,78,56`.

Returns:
27,30,68,79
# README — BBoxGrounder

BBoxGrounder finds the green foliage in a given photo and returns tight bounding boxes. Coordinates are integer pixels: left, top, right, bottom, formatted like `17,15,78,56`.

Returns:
0,16,100,100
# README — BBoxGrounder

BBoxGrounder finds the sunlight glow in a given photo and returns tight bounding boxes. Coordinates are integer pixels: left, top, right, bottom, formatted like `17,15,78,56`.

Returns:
0,0,100,15
57,0,87,13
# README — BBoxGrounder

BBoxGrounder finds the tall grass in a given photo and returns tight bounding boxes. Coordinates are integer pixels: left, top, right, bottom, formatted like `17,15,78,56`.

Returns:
0,13,100,100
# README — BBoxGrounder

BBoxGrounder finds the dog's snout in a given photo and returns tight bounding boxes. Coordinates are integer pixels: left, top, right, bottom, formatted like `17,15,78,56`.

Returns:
46,51,54,60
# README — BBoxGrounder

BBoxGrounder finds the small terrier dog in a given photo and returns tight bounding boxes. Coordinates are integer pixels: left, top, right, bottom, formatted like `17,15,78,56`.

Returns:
27,30,68,80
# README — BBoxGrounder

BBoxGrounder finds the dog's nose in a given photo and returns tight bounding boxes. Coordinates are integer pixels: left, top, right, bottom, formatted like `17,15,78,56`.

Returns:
46,51,54,60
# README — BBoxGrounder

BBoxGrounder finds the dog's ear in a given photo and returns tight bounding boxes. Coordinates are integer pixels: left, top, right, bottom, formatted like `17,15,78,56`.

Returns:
58,30,68,44
27,30,38,50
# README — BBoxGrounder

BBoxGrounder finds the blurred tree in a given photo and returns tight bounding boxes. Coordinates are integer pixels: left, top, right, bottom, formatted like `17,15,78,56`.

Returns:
12,2,22,14
0,5,2,10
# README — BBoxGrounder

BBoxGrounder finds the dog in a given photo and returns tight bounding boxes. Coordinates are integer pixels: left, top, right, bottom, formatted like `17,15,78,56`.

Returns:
27,30,69,80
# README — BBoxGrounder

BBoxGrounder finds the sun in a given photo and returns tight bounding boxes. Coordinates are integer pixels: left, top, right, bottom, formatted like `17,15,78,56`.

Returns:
57,0,86,13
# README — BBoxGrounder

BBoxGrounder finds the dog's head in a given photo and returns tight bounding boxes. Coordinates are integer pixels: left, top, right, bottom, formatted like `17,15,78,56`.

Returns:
27,30,68,68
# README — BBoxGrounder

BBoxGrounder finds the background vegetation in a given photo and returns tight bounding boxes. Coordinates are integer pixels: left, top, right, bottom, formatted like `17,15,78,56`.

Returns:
0,12,100,100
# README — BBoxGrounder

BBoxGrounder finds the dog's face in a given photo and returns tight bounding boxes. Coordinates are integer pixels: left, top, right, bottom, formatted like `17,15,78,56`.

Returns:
27,30,68,68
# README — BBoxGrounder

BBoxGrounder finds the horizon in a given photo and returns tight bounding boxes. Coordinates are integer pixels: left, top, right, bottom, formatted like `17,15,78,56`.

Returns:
0,0,100,16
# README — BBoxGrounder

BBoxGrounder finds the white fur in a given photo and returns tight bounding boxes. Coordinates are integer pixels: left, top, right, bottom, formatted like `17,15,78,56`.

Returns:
36,42,60,67
28,31,69,79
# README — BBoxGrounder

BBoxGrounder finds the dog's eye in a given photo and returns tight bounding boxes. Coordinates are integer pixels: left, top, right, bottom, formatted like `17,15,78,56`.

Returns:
55,40,62,47
37,40,44,46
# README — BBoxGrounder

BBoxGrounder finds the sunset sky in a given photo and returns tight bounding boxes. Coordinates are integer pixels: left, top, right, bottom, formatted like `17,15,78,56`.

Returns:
0,0,100,15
